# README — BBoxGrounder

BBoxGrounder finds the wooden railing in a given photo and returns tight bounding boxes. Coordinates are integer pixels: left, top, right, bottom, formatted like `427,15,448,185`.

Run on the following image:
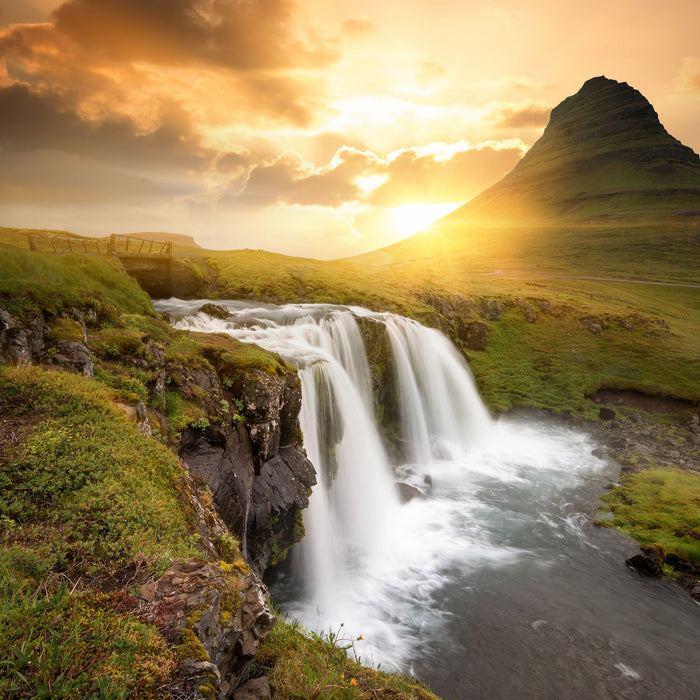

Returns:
27,233,172,258
108,234,172,257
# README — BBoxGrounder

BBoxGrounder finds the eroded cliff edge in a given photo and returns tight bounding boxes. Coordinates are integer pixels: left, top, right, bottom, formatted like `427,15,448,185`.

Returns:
0,287,315,698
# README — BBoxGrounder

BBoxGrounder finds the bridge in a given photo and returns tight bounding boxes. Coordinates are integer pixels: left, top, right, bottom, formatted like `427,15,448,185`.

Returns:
27,233,198,298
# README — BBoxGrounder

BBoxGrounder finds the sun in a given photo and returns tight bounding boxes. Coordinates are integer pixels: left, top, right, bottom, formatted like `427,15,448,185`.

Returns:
389,203,461,237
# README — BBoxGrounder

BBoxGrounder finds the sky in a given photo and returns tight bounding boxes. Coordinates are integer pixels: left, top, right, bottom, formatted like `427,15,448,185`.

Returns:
1,0,699,258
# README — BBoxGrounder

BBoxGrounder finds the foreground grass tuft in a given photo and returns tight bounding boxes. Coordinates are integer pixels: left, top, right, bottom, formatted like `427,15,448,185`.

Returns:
0,556,175,698
0,366,201,582
252,617,439,700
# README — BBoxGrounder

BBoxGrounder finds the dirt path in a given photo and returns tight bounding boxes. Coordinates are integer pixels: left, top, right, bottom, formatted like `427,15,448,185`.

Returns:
486,272,700,289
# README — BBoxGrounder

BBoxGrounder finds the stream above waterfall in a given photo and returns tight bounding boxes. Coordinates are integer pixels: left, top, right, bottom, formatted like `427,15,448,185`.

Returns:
155,298,700,700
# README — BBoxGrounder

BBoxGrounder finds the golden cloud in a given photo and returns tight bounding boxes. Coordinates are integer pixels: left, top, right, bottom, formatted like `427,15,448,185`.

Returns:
235,141,524,208
678,57,700,93
0,0,336,131
489,100,552,129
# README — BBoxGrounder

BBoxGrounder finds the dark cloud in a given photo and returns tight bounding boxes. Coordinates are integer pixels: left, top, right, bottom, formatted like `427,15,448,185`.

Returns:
493,102,551,129
51,0,335,70
216,151,250,176
0,83,214,171
0,0,336,129
241,148,380,206
369,145,523,206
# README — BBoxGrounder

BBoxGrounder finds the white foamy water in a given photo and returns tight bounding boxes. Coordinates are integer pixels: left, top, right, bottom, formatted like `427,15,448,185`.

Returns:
155,298,700,699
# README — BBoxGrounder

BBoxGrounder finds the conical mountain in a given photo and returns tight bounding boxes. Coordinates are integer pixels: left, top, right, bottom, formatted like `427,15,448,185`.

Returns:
438,76,700,227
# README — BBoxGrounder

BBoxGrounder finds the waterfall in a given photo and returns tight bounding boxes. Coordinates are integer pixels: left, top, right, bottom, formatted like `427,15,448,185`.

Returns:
382,315,491,464
160,302,498,660
154,298,700,695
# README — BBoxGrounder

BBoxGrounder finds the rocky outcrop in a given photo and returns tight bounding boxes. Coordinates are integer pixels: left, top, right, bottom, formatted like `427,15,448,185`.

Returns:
141,558,276,699
199,303,231,319
0,306,94,376
179,366,316,575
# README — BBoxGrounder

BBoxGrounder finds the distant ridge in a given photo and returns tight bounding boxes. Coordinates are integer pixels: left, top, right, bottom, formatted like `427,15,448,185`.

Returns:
438,76,700,227
120,231,202,249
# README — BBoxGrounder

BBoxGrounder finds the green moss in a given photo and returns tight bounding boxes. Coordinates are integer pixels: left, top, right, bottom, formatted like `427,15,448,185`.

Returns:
601,469,700,570
0,366,202,579
197,683,217,699
174,628,210,662
0,563,175,698
213,532,241,563
218,592,242,627
292,510,306,544
46,317,84,343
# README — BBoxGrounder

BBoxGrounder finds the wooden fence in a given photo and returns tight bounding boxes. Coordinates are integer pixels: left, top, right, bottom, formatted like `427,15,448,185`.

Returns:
27,233,172,257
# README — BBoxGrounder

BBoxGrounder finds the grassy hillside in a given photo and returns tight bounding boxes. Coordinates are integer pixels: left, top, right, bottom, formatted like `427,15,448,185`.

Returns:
175,245,700,417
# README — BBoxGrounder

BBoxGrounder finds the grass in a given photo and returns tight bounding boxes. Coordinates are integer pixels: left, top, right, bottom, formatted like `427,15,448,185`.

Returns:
601,469,700,570
0,248,152,321
252,617,439,700
0,564,175,699
0,366,202,581
0,365,205,697
176,245,700,416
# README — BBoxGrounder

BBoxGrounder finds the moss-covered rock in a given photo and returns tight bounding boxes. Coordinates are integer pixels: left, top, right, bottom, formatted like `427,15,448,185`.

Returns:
142,558,276,697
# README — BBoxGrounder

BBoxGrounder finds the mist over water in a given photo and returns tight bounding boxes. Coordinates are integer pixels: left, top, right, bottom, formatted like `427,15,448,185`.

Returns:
156,298,700,699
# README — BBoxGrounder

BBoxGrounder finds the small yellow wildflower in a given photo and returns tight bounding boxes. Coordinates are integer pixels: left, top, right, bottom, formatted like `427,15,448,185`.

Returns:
350,678,358,686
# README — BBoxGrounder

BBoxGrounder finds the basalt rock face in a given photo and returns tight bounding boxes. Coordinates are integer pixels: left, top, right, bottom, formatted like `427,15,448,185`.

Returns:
179,367,315,576
0,306,93,376
141,558,276,699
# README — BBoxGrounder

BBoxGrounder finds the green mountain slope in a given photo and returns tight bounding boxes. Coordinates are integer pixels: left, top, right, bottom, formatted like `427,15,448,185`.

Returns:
445,76,700,226
369,77,700,281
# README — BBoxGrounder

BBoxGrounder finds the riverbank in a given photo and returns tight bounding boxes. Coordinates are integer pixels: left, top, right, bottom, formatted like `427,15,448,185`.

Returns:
531,399,700,600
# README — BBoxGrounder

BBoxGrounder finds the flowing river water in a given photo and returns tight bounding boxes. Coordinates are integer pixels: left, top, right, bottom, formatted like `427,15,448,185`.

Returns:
155,299,700,700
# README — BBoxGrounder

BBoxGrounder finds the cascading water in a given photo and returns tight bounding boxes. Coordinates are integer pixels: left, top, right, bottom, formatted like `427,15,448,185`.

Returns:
155,298,700,699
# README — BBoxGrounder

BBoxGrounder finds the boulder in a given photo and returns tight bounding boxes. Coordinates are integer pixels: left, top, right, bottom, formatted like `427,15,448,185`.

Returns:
143,558,276,699
456,318,488,351
233,676,272,700
200,303,231,320
46,339,94,378
626,548,664,576
396,482,425,503
598,406,616,421
476,298,503,321
0,308,33,365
